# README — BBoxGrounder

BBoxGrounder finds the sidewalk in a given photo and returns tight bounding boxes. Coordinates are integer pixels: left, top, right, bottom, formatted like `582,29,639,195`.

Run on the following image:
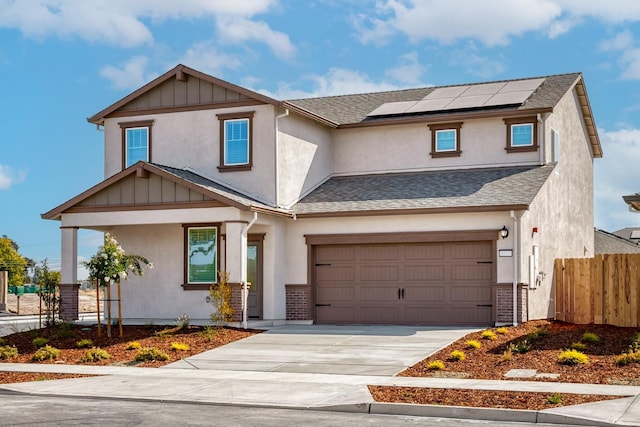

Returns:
1,319,639,426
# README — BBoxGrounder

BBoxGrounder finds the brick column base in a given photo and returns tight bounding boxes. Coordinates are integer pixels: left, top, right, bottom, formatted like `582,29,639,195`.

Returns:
286,285,310,320
496,284,528,324
59,283,80,321
229,283,245,322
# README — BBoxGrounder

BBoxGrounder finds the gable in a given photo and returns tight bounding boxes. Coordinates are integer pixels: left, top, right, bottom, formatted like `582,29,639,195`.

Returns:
88,64,280,125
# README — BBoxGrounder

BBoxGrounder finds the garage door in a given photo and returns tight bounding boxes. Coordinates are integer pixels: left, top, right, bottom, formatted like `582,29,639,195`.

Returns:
314,241,494,325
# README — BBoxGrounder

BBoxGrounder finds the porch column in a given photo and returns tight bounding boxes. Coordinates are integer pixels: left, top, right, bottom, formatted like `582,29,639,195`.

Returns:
59,226,79,321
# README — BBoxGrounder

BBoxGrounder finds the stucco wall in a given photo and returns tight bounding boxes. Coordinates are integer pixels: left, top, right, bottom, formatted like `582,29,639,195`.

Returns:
103,104,277,205
332,118,540,176
277,114,333,207
520,87,595,320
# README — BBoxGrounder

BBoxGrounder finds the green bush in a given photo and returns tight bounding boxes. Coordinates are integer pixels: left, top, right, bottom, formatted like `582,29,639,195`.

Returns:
426,360,445,371
581,332,600,344
547,392,563,404
481,330,496,340
558,349,589,365
448,350,466,361
510,340,532,354
0,337,4,345
32,345,61,362
80,347,111,362
570,342,587,351
0,345,19,360
135,347,169,362
200,325,217,342
171,342,190,351
54,322,75,339
32,337,49,348
76,339,94,348
465,340,481,349
126,341,141,350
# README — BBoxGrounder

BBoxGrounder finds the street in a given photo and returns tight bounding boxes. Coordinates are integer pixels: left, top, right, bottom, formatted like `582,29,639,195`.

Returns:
0,392,577,427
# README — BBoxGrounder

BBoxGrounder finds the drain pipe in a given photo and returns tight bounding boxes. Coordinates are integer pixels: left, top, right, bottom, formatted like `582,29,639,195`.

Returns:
274,108,289,208
510,210,519,326
241,212,258,329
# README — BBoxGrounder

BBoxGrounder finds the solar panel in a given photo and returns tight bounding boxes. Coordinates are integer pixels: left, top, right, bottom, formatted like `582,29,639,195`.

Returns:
366,77,546,117
630,230,640,239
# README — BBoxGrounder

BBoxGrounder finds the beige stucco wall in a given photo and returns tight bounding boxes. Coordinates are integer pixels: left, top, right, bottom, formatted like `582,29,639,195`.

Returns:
332,119,540,176
277,114,333,207
103,104,278,205
519,87,595,320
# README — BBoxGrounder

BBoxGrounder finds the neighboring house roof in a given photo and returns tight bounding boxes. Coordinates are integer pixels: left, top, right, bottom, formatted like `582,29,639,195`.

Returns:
41,162,290,220
595,228,640,254
293,165,555,217
622,193,640,212
612,227,640,242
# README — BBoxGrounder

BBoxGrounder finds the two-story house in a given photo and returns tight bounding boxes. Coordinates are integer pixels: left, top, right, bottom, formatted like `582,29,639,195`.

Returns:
43,64,602,326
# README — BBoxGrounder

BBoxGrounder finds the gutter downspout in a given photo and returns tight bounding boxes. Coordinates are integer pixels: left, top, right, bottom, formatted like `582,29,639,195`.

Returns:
510,210,520,326
274,108,289,208
241,212,258,329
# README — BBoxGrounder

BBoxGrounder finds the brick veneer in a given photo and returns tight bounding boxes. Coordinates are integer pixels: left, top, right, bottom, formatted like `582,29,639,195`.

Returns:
229,283,244,322
496,284,528,324
59,283,80,321
286,284,310,320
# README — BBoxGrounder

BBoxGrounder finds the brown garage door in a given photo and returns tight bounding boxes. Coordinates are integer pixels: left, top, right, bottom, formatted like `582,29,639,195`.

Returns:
314,241,494,325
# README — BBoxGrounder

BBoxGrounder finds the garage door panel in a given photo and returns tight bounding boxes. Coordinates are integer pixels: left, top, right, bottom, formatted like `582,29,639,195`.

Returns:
450,286,491,302
316,246,355,262
451,242,493,259
317,286,355,303
403,306,446,323
451,265,492,281
360,285,399,302
405,265,445,281
316,266,355,282
404,244,444,260
360,306,400,323
361,265,399,281
404,286,445,302
361,245,399,261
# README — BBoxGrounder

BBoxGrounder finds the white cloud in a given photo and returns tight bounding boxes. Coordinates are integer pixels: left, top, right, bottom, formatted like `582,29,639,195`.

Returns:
555,0,640,23
450,43,505,78
594,128,640,231
179,42,243,76
100,56,159,90
0,164,26,190
216,17,296,59
599,31,640,80
384,51,426,85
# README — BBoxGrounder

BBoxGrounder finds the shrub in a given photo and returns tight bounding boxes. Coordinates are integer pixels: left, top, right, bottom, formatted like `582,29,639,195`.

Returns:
495,327,509,335
616,352,640,366
426,360,445,371
558,349,589,365
54,322,75,339
175,313,190,329
126,341,141,350
77,339,94,348
581,332,600,344
481,330,496,340
200,325,217,342
0,337,4,345
570,342,587,351
510,340,531,354
210,271,234,326
32,345,61,362
465,340,481,349
501,348,513,362
448,350,466,361
80,347,111,362
0,345,19,360
171,342,190,351
547,392,563,405
135,347,169,362
32,337,49,348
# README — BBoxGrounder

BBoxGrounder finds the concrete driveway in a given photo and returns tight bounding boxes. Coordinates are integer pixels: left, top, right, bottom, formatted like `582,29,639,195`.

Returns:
165,324,480,376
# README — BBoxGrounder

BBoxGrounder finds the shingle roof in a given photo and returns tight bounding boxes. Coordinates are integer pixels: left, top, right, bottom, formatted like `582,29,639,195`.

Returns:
293,165,555,216
612,227,640,241
284,73,581,126
595,228,640,254
151,163,287,214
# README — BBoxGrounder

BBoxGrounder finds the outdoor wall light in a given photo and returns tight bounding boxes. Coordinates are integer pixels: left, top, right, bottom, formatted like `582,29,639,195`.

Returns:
500,226,509,239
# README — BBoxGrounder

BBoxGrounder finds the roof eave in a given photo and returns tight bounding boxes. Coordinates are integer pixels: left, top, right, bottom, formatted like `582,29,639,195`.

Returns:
294,204,530,218
281,101,339,128
574,76,603,158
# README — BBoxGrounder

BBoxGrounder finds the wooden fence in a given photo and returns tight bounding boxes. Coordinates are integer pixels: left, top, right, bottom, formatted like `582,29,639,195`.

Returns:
555,254,640,327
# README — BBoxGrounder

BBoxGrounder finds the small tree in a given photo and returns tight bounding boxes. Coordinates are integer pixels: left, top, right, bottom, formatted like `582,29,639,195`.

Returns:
0,236,27,285
33,260,61,327
210,271,234,327
83,233,152,337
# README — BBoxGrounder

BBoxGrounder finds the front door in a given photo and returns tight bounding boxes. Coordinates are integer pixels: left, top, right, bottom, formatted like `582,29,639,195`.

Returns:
247,239,262,319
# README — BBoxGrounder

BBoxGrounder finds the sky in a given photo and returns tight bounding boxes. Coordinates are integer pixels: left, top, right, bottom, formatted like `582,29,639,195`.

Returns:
1,0,640,277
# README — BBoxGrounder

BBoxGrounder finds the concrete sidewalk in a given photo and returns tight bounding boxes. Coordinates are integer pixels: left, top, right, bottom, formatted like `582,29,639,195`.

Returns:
1,322,639,425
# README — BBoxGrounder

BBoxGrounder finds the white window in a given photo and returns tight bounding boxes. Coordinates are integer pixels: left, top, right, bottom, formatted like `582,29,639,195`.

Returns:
186,226,218,284
552,129,560,163
435,129,457,152
428,122,462,158
125,127,149,167
511,124,534,147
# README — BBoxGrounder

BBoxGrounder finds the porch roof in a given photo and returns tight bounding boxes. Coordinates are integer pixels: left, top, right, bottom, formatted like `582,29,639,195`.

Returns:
293,164,555,217
42,162,290,220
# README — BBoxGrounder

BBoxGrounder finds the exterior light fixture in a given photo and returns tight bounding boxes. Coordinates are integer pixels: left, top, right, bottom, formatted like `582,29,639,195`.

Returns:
500,226,509,239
